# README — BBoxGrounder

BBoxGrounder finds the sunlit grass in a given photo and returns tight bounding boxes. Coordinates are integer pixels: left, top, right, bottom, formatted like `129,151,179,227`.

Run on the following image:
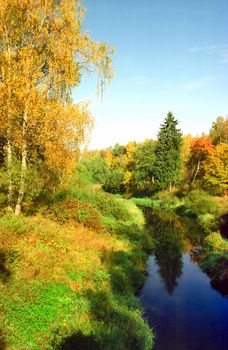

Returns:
0,194,154,349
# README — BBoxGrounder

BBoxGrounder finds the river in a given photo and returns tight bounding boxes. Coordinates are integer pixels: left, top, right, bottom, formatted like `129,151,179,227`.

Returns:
139,208,228,350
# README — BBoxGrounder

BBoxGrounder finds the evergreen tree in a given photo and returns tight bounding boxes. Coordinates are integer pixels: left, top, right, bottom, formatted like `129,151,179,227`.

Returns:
153,112,182,189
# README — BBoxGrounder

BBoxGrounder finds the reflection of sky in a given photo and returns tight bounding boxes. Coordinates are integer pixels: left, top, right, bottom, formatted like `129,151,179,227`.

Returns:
140,254,228,350
73,0,228,149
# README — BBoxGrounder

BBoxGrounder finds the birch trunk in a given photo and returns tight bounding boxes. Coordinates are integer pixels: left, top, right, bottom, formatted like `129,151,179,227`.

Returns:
15,100,29,215
6,44,13,211
6,135,13,211
15,121,27,215
169,182,172,191
192,158,201,184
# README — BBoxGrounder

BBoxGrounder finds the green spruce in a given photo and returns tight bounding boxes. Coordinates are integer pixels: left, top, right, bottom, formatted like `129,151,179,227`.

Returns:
153,112,182,190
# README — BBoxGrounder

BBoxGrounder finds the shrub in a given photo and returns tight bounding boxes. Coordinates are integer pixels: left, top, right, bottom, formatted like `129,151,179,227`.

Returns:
50,199,101,230
205,232,228,253
80,156,110,184
183,189,219,217
93,193,129,221
103,170,125,194
153,190,181,210
101,216,119,234
0,215,28,235
75,201,101,229
69,188,129,222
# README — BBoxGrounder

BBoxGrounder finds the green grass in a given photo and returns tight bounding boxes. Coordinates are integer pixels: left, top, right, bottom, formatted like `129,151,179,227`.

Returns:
0,190,154,350
2,282,88,350
131,197,160,208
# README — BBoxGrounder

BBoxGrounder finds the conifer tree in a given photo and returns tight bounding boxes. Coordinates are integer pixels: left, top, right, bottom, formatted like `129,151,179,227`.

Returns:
153,112,182,190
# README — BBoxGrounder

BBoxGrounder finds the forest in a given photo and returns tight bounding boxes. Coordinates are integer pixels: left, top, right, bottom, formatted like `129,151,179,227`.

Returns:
0,1,227,350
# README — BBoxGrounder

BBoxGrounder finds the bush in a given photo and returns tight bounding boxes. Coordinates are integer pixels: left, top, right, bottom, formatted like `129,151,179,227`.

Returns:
51,198,101,230
69,188,129,222
205,232,228,253
80,156,110,184
68,163,93,188
0,215,28,235
103,170,125,194
153,190,181,210
183,189,219,217
93,193,129,221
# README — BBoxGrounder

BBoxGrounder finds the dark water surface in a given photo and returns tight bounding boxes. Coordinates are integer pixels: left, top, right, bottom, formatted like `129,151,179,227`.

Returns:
139,209,228,350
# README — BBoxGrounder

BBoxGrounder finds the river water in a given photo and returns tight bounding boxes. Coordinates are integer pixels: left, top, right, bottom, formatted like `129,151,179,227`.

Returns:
139,209,228,350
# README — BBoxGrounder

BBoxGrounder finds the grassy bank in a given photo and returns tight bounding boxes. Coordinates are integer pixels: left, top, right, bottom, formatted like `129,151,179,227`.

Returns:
132,189,226,232
132,190,228,286
0,189,154,350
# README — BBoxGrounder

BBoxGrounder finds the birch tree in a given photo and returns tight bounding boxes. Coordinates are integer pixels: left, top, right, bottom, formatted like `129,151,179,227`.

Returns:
0,0,113,214
187,137,214,184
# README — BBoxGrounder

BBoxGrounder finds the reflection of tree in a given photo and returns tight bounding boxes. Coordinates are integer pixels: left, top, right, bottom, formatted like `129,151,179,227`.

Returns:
205,256,228,299
220,214,228,239
144,209,183,294
211,278,228,299
155,224,183,294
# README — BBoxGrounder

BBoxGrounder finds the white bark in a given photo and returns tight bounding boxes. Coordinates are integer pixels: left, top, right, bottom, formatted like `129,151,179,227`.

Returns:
15,120,27,216
6,136,13,211
15,97,30,215
6,43,13,211
192,158,201,184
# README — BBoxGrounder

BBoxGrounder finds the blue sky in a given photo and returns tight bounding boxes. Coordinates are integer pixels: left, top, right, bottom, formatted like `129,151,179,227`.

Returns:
73,0,228,149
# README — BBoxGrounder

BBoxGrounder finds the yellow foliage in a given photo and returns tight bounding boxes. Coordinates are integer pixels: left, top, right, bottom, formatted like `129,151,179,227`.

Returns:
203,143,228,193
0,0,113,211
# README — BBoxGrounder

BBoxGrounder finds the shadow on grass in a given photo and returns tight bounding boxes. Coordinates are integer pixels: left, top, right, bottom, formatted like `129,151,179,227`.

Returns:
58,257,153,349
59,331,98,350
103,248,148,295
58,219,154,350
58,292,151,349
83,289,152,350
0,329,7,350
0,251,11,283
0,251,13,349
58,247,153,350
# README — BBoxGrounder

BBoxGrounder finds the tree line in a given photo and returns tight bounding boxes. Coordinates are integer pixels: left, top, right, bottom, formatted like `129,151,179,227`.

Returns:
80,114,228,197
0,1,227,215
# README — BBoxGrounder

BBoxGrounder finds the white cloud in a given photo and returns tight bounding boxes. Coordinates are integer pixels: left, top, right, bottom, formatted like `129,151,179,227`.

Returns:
189,44,228,63
180,76,215,90
129,75,153,85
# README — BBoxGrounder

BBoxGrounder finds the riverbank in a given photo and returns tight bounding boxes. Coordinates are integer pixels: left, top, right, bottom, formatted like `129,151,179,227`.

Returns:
0,189,154,349
138,207,228,350
132,190,228,294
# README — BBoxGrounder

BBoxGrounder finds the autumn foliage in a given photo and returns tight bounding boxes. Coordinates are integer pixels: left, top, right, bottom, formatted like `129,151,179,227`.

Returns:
0,0,113,213
187,136,214,183
203,143,228,194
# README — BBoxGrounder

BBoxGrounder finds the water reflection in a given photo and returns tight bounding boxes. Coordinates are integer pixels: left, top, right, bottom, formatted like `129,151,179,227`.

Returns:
153,223,183,294
140,208,228,350
220,213,228,238
155,232,183,294
143,209,188,294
